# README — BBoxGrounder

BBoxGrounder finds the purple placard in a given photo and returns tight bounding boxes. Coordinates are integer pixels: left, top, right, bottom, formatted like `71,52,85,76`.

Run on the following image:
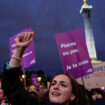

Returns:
9,27,36,69
31,74,39,87
55,29,94,78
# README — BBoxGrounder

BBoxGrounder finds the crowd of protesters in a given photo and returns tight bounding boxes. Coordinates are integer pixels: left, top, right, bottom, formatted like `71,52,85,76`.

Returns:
0,32,105,105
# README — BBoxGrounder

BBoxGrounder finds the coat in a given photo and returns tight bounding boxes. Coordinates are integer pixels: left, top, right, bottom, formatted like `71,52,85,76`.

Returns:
2,65,53,105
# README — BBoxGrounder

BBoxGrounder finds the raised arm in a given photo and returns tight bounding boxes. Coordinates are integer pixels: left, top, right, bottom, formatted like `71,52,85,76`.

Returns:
2,32,39,105
9,32,34,67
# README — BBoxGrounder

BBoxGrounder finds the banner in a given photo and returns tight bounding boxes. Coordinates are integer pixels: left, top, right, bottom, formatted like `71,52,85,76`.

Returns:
55,29,94,78
31,74,39,87
9,27,36,69
79,62,105,90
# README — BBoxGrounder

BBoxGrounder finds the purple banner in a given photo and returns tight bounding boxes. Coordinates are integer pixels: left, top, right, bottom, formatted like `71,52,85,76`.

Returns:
9,27,36,69
31,74,39,87
55,29,94,78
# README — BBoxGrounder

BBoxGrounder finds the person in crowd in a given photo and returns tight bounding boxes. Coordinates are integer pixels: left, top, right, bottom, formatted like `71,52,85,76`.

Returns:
48,73,89,105
28,84,39,93
0,77,11,105
0,88,6,104
0,88,11,105
2,32,89,105
28,84,39,100
90,88,105,105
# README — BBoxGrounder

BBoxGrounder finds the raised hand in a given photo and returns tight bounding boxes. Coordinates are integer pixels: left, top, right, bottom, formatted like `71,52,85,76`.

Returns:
16,32,34,48
9,31,34,67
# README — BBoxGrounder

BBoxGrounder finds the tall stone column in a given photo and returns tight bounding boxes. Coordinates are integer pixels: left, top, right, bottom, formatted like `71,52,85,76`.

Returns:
80,0,97,61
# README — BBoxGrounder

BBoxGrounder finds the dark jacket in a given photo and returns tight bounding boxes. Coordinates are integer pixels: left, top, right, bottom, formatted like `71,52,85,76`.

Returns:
2,65,53,105
90,98,105,105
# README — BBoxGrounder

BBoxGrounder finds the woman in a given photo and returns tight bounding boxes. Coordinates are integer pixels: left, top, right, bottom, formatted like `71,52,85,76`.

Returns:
90,88,105,105
28,84,39,93
2,32,89,105
90,88,105,101
49,73,89,105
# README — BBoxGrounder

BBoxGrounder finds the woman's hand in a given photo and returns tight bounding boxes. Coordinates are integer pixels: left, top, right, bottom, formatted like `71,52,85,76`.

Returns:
16,32,34,48
9,31,34,67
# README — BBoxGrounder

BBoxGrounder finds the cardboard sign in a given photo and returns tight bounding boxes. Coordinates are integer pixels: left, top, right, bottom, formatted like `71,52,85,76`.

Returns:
55,29,94,78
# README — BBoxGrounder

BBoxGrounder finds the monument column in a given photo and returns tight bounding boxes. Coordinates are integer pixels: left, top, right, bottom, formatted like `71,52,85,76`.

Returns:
80,0,97,61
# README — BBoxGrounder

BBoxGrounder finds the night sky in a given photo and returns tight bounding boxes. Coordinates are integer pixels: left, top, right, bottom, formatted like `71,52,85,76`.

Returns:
0,0,105,77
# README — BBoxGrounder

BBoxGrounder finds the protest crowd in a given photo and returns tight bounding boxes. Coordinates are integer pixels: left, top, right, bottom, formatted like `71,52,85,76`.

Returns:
0,32,105,105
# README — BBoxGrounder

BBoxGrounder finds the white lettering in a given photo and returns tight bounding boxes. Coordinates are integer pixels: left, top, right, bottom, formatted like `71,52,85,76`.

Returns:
12,49,15,53
23,51,32,57
78,60,89,66
61,42,76,49
72,64,78,68
70,49,79,55
12,44,16,48
30,59,36,64
66,65,72,70
87,68,93,73
63,51,69,56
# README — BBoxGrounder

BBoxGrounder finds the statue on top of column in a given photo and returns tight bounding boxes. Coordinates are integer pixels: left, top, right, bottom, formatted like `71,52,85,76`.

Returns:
83,0,88,6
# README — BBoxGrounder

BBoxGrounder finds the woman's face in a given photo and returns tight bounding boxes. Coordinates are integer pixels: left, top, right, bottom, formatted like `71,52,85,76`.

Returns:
49,74,75,104
28,85,37,93
92,92,102,101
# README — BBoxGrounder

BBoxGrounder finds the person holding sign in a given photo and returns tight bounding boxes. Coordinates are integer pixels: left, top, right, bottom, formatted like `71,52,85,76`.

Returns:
2,32,89,105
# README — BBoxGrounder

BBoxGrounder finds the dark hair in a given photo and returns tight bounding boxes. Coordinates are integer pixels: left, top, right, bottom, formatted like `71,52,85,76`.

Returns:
50,72,89,105
90,88,105,101
91,88,104,96
28,84,40,92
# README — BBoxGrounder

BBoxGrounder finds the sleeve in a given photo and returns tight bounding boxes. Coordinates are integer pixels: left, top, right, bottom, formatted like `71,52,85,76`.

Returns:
2,64,39,105
6,62,21,70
